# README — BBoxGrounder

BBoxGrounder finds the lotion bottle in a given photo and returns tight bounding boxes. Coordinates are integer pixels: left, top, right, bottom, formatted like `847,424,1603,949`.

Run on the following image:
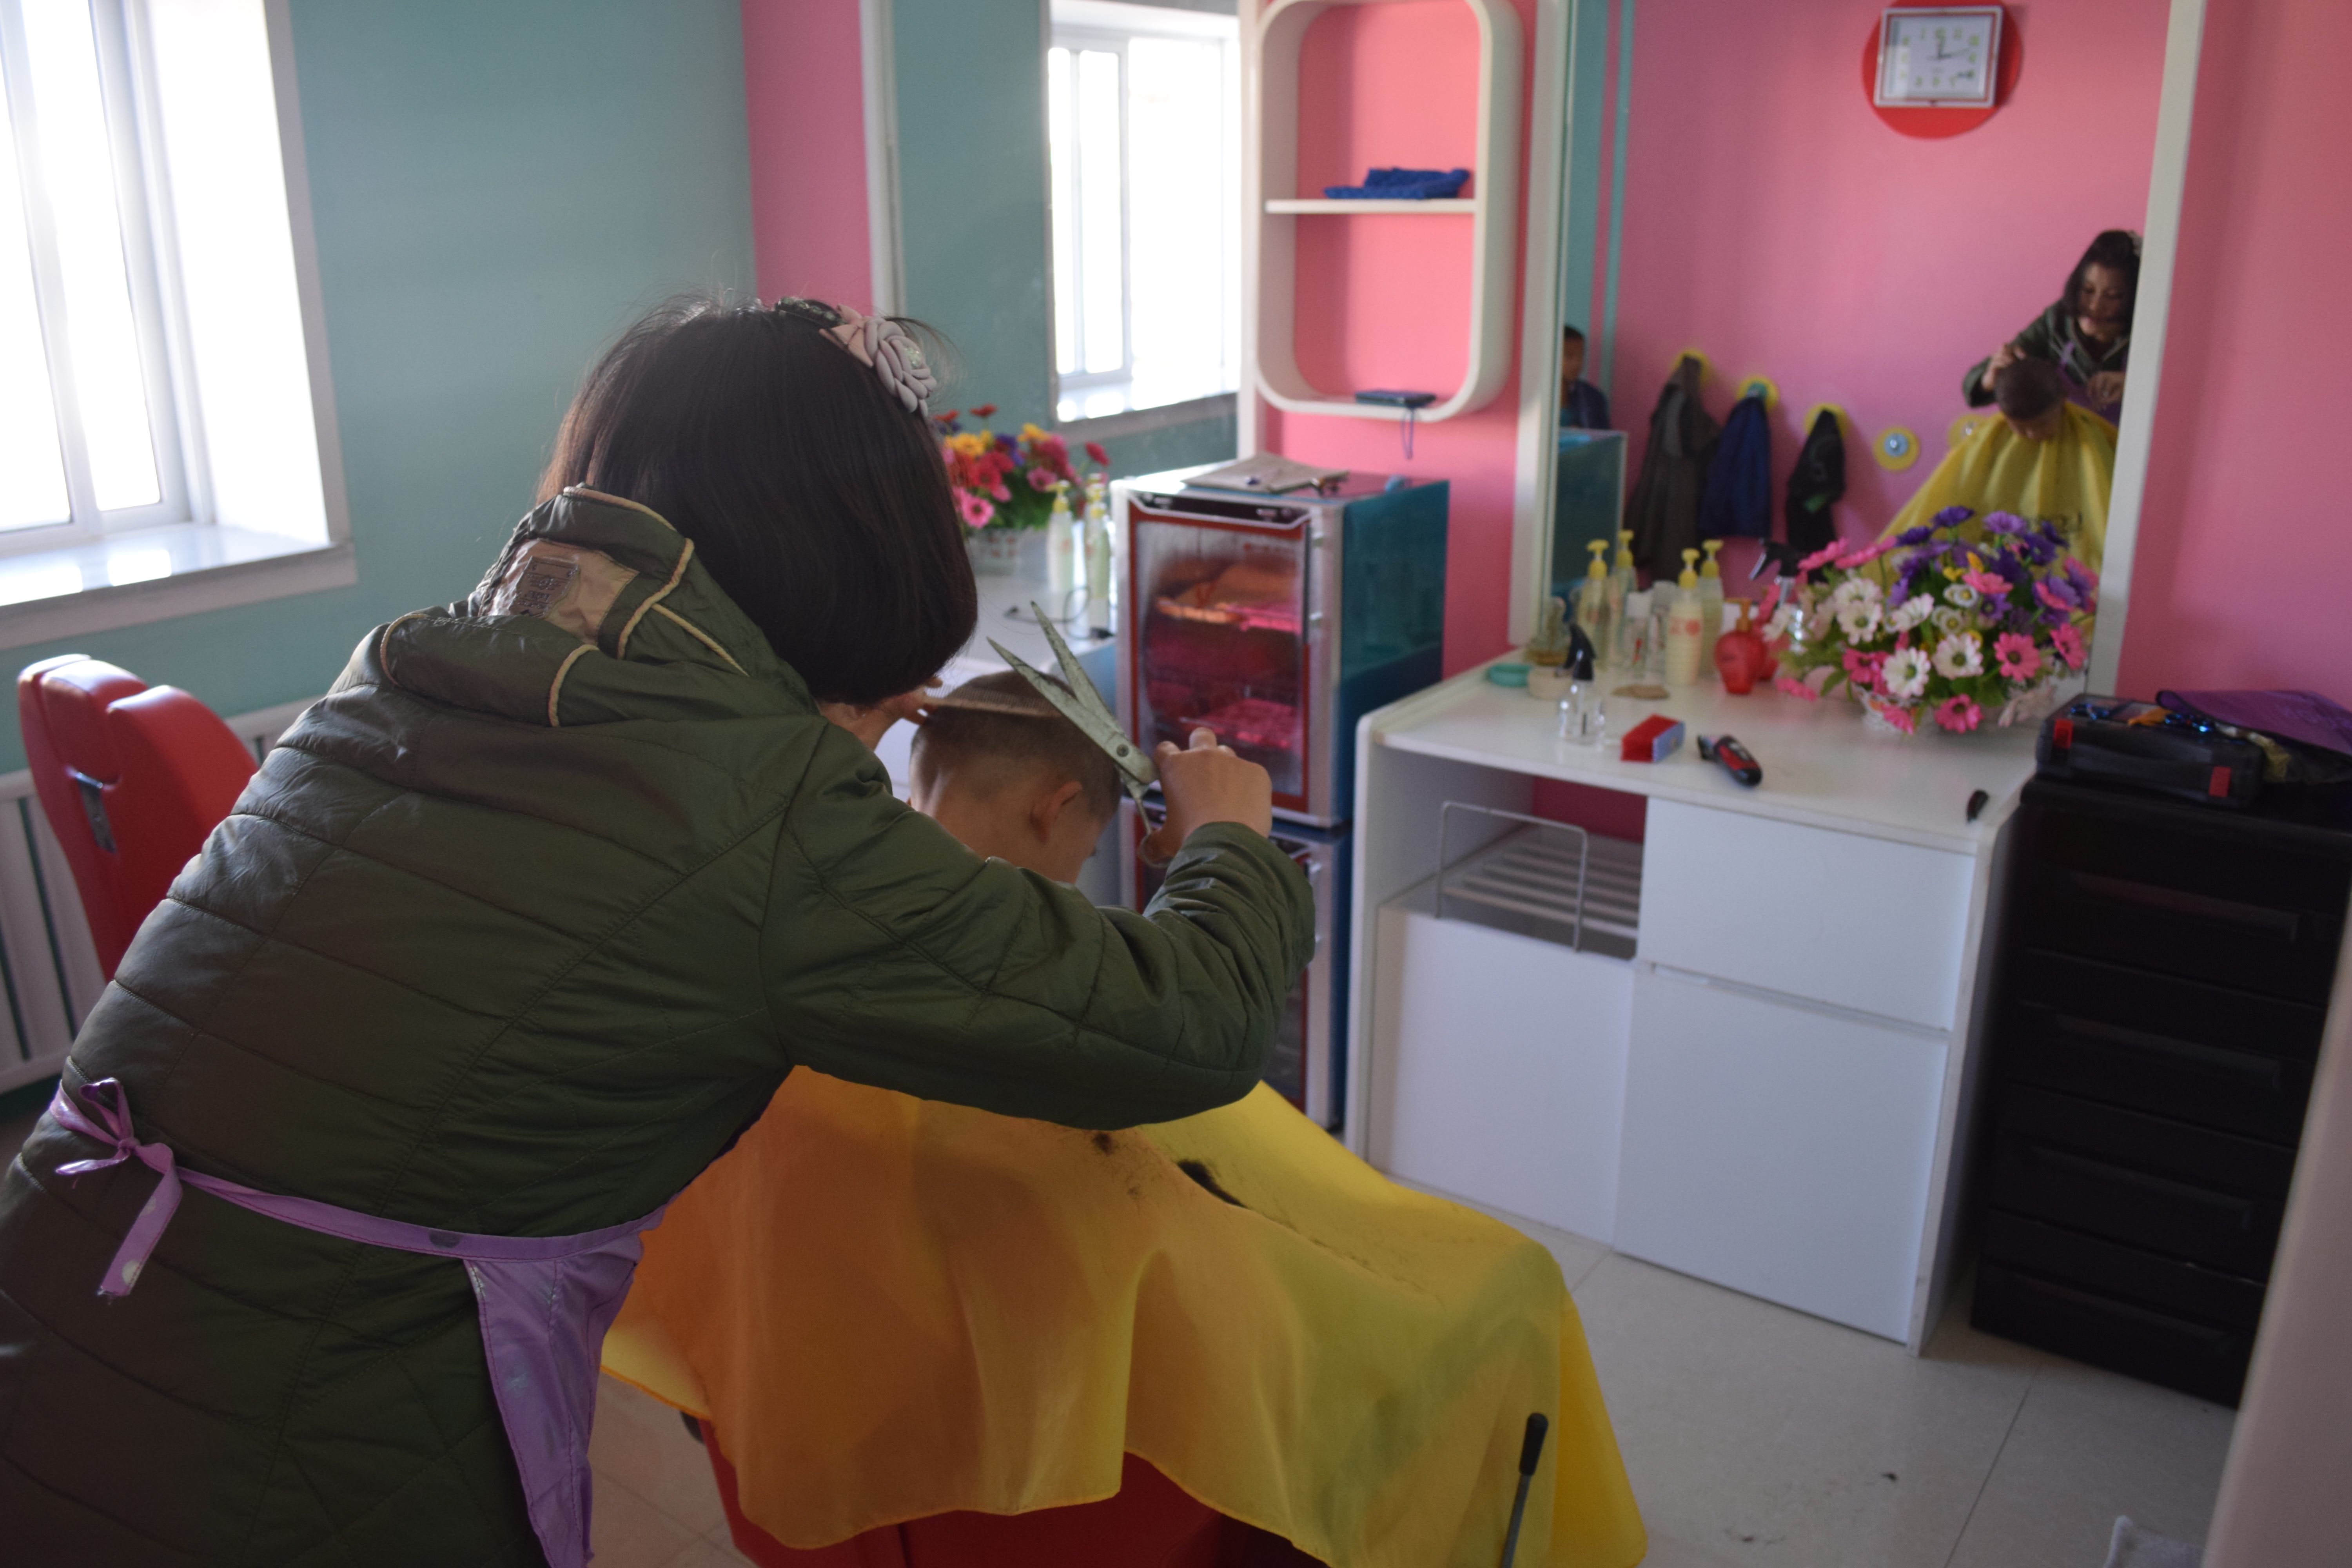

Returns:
1697,539,1726,645
1607,528,1638,669
1046,483,1076,597
1664,547,1706,686
1574,539,1613,664
1083,476,1113,635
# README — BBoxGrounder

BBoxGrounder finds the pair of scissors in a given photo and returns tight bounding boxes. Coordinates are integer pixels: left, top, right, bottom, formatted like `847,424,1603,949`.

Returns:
989,603,1158,806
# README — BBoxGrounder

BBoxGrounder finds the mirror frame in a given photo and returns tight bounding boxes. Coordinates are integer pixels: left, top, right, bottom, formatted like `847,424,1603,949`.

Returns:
1510,0,2212,695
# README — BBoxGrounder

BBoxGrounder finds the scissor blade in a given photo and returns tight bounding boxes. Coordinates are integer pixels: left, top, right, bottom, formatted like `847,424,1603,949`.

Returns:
987,639,1158,799
1026,603,1120,732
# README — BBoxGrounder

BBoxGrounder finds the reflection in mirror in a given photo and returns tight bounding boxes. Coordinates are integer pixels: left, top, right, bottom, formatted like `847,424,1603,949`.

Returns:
1537,2,2170,661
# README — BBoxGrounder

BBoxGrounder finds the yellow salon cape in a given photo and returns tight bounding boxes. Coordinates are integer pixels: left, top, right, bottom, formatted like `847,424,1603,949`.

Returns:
1883,405,2116,570
603,1074,1646,1568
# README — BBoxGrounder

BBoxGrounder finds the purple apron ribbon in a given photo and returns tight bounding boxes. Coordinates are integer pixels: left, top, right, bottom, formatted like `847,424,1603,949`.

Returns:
51,1077,666,1568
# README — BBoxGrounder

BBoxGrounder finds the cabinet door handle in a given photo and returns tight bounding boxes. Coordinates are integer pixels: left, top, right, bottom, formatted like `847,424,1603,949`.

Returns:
2043,1011,2284,1091
2065,871,2301,942
2032,1146,2258,1229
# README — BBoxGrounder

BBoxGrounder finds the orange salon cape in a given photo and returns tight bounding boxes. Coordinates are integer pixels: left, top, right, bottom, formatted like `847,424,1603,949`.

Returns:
602,1075,1646,1568
1883,405,2117,570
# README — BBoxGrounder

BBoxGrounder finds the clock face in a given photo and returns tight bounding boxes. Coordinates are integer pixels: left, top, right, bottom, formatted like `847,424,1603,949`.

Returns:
1876,8,2001,108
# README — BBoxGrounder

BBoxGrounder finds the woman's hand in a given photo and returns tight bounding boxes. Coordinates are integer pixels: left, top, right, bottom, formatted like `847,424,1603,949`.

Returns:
818,684,938,751
2088,370,2127,408
1140,728,1274,864
1979,341,2022,393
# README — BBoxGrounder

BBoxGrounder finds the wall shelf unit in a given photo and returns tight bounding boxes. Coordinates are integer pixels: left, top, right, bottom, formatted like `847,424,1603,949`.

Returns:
1248,0,1521,423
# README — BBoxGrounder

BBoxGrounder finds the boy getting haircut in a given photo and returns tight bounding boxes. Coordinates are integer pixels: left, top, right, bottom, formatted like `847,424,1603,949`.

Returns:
912,670,1123,824
1994,356,2064,422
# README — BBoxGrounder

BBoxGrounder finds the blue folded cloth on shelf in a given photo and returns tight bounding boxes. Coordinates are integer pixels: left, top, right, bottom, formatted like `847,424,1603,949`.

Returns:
1321,167,1470,200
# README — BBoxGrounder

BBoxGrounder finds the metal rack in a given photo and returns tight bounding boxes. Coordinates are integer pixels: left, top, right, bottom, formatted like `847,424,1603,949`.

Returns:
1431,802,1641,960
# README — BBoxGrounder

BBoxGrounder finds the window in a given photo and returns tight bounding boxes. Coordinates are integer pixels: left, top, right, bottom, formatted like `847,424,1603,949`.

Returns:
1047,1,1238,424
0,0,341,622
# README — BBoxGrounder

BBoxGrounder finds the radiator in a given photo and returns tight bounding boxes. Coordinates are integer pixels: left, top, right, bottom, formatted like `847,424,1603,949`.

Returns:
0,696,323,1096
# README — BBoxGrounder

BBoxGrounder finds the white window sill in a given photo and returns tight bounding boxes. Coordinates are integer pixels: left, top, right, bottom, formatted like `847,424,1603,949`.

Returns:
0,522,356,651
1056,389,1236,440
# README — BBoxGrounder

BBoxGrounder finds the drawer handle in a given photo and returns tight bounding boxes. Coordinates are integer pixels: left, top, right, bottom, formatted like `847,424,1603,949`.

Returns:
2065,871,2301,942
2030,1146,2258,1229
2044,1013,2284,1091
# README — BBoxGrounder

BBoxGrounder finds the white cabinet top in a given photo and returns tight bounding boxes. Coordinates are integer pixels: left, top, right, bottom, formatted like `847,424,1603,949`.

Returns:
1364,663,2044,855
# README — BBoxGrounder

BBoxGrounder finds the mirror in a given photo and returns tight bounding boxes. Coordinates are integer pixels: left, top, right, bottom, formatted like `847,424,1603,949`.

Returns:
1532,2,2173,659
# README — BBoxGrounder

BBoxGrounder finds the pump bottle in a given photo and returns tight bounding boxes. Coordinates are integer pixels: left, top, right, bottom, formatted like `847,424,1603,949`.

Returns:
1046,483,1076,598
1574,539,1613,665
1083,476,1113,636
1698,538,1726,640
1607,528,1638,670
1664,547,1707,686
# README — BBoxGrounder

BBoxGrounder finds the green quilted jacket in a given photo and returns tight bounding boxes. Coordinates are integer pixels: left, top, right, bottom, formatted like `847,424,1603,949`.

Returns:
0,490,1314,1566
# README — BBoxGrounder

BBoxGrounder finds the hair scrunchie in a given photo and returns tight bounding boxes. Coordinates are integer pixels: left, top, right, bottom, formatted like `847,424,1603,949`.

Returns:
771,296,936,415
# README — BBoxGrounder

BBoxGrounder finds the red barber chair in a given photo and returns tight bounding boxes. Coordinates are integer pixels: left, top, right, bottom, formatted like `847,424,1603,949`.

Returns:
18,656,258,978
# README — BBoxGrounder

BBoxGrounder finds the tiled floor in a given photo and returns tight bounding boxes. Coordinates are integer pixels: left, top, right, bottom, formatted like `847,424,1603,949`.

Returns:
0,1105,2236,1567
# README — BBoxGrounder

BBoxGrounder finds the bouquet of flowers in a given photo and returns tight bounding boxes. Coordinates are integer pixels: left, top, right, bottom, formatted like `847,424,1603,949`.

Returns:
1768,506,2095,735
933,403,1108,532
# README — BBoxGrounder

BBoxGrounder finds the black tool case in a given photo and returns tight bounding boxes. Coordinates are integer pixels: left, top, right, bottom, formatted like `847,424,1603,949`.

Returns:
1970,775,2352,1404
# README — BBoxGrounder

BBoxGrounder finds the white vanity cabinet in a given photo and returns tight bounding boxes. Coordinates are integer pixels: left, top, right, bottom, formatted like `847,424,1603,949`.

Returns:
1349,669,2041,1350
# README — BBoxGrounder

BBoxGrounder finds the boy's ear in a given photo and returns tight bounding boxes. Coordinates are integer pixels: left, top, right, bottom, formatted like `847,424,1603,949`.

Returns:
1030,777,1087,842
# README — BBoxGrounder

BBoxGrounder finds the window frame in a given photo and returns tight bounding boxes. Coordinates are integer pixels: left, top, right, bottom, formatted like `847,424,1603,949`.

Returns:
1045,1,1240,425
0,0,207,551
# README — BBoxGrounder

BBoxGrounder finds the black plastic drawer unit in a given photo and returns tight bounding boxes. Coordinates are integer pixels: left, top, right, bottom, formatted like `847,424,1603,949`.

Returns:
1972,777,2351,1405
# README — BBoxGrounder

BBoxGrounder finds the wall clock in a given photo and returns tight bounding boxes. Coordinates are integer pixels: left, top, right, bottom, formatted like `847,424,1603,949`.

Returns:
1859,3,2021,140
1875,7,2000,108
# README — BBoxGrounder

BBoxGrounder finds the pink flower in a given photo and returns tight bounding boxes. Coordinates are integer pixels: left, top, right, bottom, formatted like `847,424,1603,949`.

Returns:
1842,648,1889,691
2050,622,2086,670
1934,695,1983,733
1963,570,2009,597
1797,542,1844,572
1993,632,2042,682
1027,466,1058,491
955,490,995,528
1869,701,1917,734
1084,441,1109,466
1833,539,1895,570
1775,675,1818,702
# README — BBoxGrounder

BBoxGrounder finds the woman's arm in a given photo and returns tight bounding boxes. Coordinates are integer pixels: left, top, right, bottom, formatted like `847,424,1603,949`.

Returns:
760,728,1316,1130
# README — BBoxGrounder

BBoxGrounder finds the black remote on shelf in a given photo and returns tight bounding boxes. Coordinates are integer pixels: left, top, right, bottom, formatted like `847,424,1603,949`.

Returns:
1697,734,1763,787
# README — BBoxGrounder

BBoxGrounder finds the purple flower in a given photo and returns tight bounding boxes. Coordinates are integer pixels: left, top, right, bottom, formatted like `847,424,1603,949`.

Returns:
2036,579,2082,613
1896,524,1936,546
1932,506,1976,529
1982,512,2027,535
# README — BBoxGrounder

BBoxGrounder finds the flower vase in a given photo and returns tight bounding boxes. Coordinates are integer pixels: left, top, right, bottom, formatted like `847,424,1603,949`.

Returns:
969,530,1025,576
1860,701,1916,739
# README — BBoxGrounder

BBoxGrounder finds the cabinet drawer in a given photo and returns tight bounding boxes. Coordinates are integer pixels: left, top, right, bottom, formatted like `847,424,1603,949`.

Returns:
1640,800,1974,1030
1615,969,1947,1341
1999,1085,2299,1195
1988,1135,2284,1277
1973,1262,2250,1406
1981,1210,2267,1330
2000,996,2316,1146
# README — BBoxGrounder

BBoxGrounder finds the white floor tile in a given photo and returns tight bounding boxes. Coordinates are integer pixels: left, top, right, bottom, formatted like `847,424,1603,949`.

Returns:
588,1466,704,1568
1572,1254,2036,1568
1945,1357,2236,1568
591,1375,729,1537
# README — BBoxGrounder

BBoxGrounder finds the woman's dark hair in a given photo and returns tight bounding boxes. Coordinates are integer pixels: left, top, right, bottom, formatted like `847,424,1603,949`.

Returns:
540,295,974,706
2063,230,2140,328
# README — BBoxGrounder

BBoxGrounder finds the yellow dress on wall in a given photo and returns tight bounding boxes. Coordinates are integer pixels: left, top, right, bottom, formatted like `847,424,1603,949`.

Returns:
1882,405,2117,570
603,1074,1646,1568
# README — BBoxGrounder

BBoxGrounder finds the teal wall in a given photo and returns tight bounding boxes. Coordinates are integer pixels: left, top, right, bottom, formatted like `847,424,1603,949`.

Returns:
0,0,754,771
893,0,1232,476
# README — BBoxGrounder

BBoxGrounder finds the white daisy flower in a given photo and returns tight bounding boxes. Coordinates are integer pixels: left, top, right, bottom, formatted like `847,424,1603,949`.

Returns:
1829,577,1883,612
1932,605,1966,632
1943,583,1979,608
1764,603,1800,640
1933,631,1984,678
1881,646,1931,699
1836,600,1884,641
1887,594,1935,633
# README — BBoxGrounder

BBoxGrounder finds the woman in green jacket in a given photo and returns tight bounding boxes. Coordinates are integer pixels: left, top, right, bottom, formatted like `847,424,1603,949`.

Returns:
0,296,1316,1567
1964,229,2139,423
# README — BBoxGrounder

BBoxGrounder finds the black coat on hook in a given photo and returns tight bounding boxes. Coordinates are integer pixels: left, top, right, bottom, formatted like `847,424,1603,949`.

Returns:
1627,354,1720,579
1785,407,1847,555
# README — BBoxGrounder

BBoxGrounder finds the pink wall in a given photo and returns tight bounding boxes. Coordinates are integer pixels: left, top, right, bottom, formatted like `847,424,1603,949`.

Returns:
741,0,873,309
1607,0,2166,578
1263,0,1540,674
2114,0,2352,703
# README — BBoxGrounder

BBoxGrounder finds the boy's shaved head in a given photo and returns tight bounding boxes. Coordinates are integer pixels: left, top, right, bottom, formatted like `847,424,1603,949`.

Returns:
911,670,1123,822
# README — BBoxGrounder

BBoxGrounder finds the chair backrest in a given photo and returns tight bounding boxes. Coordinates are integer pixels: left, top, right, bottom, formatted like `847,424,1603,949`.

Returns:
18,655,259,978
